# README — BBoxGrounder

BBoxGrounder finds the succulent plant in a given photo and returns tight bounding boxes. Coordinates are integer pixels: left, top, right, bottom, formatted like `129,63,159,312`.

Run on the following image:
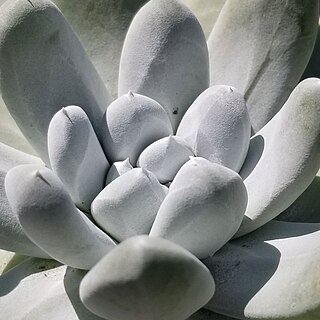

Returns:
0,0,320,320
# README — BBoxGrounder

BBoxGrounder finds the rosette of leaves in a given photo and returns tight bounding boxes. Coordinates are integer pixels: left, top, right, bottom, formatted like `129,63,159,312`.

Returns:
0,0,320,320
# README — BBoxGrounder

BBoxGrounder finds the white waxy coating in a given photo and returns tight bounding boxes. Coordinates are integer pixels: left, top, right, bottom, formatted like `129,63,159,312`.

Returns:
150,157,248,259
0,143,48,258
48,106,110,213
208,0,318,133
105,158,133,185
177,85,250,172
5,165,116,270
101,92,172,165
92,168,167,242
236,78,320,237
80,236,215,320
0,0,111,164
137,135,194,183
118,0,209,131
205,220,320,319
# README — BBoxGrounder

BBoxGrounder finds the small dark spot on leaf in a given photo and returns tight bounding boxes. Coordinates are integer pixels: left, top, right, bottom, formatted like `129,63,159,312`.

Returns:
172,108,179,115
39,265,46,270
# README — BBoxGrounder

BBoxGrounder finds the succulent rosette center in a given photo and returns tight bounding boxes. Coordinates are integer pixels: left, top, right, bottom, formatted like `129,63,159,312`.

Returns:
0,0,320,320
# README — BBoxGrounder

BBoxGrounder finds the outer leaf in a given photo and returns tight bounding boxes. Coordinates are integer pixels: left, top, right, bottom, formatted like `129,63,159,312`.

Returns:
0,255,228,320
0,0,111,164
5,165,116,270
0,143,47,258
118,0,209,131
205,221,320,320
0,258,104,320
236,78,320,237
276,170,320,222
80,236,215,320
208,0,318,133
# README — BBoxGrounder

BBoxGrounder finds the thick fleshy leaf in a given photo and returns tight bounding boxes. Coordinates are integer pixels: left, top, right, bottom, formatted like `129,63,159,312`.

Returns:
80,236,215,320
118,0,209,131
208,0,319,133
137,135,194,183
48,106,110,212
236,78,320,237
205,220,320,320
0,258,104,320
0,0,111,164
105,158,133,185
92,168,167,242
101,92,172,165
5,165,116,270
177,85,250,172
150,158,247,259
276,171,320,222
0,143,47,258
0,256,225,320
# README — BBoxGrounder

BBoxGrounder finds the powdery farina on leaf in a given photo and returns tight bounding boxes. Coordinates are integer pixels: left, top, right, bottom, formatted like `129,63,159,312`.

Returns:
80,236,215,320
0,0,319,319
118,0,209,131
208,0,318,133
5,165,116,270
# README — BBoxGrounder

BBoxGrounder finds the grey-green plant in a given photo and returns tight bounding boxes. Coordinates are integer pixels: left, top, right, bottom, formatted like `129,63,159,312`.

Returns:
0,0,320,319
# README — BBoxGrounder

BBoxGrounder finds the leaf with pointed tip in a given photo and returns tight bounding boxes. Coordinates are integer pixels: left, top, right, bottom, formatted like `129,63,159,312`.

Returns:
105,158,133,185
101,92,172,165
118,0,209,131
0,0,111,164
137,135,194,183
80,236,215,320
177,85,250,172
236,78,320,237
0,143,47,258
5,165,116,270
208,0,319,133
92,168,167,242
150,158,248,259
48,106,110,213
205,220,320,320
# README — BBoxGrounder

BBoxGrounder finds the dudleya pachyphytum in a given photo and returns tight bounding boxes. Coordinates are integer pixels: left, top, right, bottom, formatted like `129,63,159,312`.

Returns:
0,0,320,319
